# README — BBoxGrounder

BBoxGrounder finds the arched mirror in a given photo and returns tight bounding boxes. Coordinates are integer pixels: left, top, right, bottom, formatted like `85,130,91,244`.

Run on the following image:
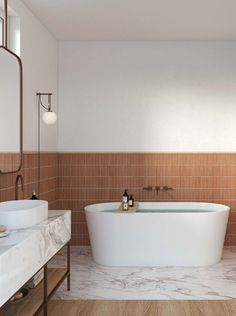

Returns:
0,0,23,174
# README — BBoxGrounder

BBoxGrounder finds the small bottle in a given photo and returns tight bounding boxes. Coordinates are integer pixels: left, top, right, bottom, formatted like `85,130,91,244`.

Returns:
122,189,129,211
30,191,39,200
122,190,129,203
129,195,134,207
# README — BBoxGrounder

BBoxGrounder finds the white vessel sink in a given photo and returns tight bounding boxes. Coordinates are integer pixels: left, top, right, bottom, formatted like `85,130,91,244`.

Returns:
0,200,48,230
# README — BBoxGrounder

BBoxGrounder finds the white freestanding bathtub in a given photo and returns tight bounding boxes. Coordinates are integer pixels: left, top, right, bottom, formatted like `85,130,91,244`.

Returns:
85,202,229,267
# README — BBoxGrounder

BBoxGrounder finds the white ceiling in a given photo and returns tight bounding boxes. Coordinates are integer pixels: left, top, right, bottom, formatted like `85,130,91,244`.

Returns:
22,0,236,41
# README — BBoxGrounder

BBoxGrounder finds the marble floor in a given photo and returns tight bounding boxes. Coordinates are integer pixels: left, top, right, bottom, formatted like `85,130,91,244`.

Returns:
52,246,236,300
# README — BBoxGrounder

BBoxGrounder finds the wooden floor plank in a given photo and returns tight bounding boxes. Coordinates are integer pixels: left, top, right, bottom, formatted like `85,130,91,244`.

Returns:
47,300,236,316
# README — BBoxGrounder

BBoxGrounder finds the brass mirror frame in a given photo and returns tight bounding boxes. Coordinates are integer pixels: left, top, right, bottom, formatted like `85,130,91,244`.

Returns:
0,45,23,174
0,0,23,174
0,17,4,46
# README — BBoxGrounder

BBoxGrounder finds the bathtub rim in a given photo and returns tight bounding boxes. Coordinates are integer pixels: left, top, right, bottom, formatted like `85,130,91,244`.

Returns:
85,201,230,214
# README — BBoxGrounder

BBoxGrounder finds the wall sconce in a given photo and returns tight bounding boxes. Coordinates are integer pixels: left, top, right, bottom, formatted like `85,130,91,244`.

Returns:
36,92,57,198
36,92,57,125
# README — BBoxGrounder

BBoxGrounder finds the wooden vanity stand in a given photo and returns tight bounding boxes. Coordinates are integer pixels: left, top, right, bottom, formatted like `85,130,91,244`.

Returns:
0,242,70,316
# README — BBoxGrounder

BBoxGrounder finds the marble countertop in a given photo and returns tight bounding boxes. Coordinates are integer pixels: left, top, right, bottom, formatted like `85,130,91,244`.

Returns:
0,210,71,307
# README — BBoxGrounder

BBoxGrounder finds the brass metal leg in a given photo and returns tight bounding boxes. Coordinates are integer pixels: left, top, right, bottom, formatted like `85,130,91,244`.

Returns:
67,242,71,291
43,265,48,316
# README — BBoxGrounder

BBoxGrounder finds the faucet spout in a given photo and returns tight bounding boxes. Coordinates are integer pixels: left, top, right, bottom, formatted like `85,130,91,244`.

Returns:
15,174,24,200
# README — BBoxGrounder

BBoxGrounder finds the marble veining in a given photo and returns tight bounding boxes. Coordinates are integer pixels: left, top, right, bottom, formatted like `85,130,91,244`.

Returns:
53,246,236,300
0,210,71,307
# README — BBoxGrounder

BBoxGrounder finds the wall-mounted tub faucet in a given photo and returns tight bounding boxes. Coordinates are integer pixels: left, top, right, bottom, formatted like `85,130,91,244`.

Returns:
142,185,153,191
155,186,161,195
143,185,162,196
142,185,174,195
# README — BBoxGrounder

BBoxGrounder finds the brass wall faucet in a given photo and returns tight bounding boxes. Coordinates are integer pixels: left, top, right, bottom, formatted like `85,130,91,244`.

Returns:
143,185,174,196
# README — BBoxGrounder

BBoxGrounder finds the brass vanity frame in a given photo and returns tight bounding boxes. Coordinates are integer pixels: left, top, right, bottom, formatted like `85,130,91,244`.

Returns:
41,242,71,316
0,0,23,175
0,242,71,316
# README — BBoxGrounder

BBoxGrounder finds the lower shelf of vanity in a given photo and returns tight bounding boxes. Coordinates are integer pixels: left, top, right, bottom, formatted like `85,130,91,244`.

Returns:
1,268,67,316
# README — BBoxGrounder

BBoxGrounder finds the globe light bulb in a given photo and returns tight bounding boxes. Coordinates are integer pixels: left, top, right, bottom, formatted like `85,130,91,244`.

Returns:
42,111,57,125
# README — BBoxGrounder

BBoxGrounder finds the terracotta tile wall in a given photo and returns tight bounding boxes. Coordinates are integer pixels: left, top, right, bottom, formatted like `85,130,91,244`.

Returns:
59,153,236,246
1,152,236,246
0,153,59,210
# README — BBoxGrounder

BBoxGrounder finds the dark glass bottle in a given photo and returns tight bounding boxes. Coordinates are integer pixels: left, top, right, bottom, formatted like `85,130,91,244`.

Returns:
30,191,39,200
129,195,134,207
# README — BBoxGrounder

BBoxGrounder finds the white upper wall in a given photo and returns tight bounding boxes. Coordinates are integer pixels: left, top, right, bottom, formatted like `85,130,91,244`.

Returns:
8,0,58,152
58,41,236,152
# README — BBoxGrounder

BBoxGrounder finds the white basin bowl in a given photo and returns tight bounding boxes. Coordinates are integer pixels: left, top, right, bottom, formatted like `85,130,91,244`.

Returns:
0,200,48,230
